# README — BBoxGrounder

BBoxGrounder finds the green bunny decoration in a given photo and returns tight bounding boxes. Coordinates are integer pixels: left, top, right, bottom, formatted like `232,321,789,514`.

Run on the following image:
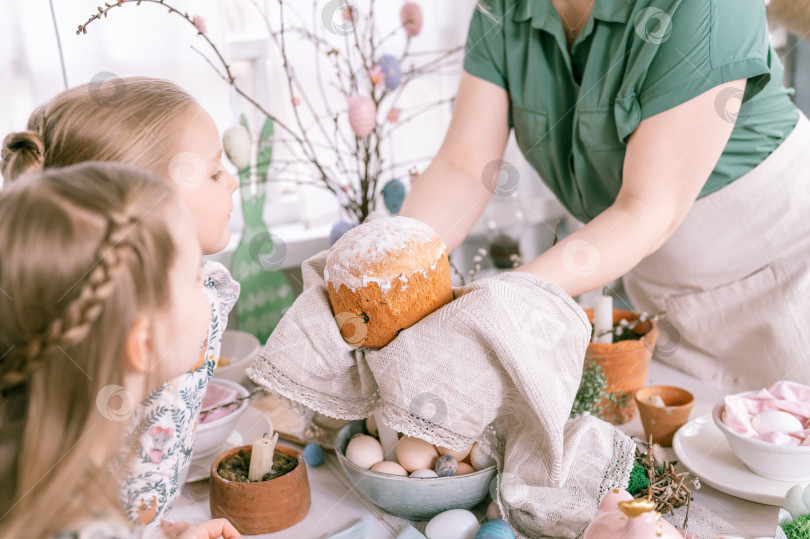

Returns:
229,115,295,343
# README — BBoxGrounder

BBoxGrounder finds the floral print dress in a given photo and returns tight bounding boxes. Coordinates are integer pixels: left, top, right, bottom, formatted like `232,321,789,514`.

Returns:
116,260,240,529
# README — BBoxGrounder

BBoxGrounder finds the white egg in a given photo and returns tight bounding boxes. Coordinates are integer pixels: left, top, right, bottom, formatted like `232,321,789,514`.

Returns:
486,500,502,520
410,468,439,478
469,442,496,470
425,509,479,539
221,125,251,169
751,410,803,435
783,483,810,519
370,461,408,476
345,434,384,469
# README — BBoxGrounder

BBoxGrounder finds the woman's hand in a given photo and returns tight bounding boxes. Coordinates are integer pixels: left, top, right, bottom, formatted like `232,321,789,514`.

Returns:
519,79,746,297
400,72,510,252
161,519,241,539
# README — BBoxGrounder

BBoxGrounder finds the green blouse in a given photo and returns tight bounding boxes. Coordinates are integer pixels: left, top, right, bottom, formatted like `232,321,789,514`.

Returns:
464,0,798,222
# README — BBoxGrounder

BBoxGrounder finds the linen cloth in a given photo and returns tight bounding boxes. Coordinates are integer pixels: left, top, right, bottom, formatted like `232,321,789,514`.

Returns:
116,260,240,529
248,252,635,538
624,112,810,393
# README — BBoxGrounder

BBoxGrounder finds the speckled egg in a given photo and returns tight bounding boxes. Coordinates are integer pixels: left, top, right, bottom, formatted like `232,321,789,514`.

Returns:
400,2,423,37
222,125,251,168
435,455,458,477
425,509,479,539
379,54,402,90
304,443,324,466
348,96,376,138
382,179,406,214
475,519,514,539
345,433,384,469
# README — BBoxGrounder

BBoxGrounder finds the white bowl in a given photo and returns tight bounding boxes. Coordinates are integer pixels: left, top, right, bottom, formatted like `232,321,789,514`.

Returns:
334,420,497,520
213,330,261,384
192,379,250,459
712,394,810,482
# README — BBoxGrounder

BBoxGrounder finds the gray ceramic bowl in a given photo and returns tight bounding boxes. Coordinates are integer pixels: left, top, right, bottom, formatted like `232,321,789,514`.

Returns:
334,420,497,520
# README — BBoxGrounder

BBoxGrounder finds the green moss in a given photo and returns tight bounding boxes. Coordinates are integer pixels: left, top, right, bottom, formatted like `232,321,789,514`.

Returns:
782,513,810,539
627,460,650,495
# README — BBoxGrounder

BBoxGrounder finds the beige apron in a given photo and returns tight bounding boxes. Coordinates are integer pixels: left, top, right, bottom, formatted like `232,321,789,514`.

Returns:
623,111,810,393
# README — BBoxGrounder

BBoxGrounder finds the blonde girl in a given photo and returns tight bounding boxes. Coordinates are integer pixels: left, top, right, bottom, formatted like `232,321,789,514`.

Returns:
1,77,241,526
0,162,239,538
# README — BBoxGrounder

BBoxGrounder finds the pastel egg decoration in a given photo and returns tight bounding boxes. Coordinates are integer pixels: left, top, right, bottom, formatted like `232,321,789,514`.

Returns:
330,221,356,246
425,509,479,539
751,410,803,435
469,442,496,470
371,461,409,477
222,125,251,168
410,468,439,478
396,436,438,472
382,179,406,214
486,500,501,521
475,519,514,539
400,2,423,37
345,433,384,469
783,482,810,519
582,488,682,539
435,455,458,477
348,96,376,138
303,443,324,466
379,54,402,90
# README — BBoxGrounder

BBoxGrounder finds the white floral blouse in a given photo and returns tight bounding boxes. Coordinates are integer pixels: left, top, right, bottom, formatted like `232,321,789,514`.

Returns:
115,260,240,529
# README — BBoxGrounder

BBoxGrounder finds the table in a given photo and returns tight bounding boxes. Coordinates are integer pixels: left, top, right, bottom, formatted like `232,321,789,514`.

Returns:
167,359,781,538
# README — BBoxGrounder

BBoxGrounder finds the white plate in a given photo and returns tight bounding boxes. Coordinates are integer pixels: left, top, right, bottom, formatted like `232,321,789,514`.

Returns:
673,413,792,506
186,407,273,482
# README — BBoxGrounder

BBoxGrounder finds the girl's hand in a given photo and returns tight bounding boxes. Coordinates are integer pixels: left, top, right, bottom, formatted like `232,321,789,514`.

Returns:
161,519,241,539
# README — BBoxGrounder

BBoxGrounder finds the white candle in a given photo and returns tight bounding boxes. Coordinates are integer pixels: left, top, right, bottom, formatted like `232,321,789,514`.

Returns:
592,294,613,344
374,410,399,461
248,432,279,481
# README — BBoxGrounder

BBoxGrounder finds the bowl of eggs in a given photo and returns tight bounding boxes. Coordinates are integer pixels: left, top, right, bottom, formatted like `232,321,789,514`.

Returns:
334,419,497,520
213,330,261,385
712,391,810,482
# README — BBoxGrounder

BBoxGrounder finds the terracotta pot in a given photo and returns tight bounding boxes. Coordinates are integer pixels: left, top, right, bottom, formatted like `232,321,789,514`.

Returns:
634,385,694,447
584,309,659,425
210,445,311,534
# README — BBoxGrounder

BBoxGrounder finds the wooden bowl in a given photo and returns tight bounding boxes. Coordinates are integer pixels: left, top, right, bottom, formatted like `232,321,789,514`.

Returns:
209,444,311,534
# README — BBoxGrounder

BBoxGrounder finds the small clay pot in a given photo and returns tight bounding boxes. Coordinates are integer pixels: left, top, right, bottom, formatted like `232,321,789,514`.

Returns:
210,445,311,534
634,385,694,447
585,309,659,425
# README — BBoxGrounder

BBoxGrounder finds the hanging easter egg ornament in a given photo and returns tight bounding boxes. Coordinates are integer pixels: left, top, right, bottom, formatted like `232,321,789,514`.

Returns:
379,54,402,90
400,2,423,37
382,179,406,214
222,125,251,169
348,96,377,138
330,221,356,246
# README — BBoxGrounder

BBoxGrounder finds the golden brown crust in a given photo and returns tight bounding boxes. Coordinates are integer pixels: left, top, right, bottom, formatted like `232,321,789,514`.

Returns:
328,253,453,349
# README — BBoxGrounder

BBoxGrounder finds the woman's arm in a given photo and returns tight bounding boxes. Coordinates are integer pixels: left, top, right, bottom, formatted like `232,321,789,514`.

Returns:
519,79,746,297
399,72,510,252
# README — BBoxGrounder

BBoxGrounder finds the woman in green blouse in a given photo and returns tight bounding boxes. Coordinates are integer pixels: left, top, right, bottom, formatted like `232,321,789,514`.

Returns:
400,0,810,391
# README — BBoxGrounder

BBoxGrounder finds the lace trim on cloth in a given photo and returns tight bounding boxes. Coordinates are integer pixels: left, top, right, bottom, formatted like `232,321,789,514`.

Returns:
247,355,380,421
598,428,636,502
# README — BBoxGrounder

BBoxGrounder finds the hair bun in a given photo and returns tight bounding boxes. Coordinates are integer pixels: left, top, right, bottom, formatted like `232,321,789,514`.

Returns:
2,131,45,183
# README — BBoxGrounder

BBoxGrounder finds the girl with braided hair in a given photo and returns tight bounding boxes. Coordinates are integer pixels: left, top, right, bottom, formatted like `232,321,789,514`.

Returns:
0,162,239,538
1,78,241,528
